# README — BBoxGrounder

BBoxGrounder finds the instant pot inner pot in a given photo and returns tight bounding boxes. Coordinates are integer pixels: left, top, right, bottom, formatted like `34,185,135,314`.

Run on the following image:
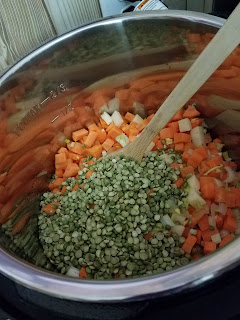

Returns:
0,12,240,300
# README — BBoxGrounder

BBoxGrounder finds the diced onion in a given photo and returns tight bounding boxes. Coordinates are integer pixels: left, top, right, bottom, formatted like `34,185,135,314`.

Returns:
187,188,206,209
116,133,129,147
102,150,107,157
223,166,237,184
159,153,173,164
171,225,184,237
171,213,186,225
190,126,205,147
218,203,227,215
220,229,229,239
101,112,112,125
108,98,120,114
111,110,124,127
208,216,216,229
211,233,221,244
214,178,224,187
132,114,143,124
66,267,79,278
144,142,155,156
161,214,175,227
187,175,200,193
99,104,109,114
178,118,192,132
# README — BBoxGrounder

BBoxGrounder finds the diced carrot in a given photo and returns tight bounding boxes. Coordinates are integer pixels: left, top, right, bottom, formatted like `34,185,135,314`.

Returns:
85,145,103,159
72,129,88,142
183,105,200,118
182,150,190,162
12,212,31,235
84,131,98,148
147,114,154,121
174,133,191,144
56,169,64,178
108,126,123,140
215,187,226,203
202,229,218,241
137,119,148,131
152,136,159,144
160,127,175,139
155,139,164,150
102,138,114,152
171,109,183,121
70,142,84,155
100,118,108,129
206,156,223,169
63,163,79,178
198,215,210,231
200,177,216,200
181,235,197,254
129,127,139,137
204,241,217,254
216,215,224,229
173,178,184,188
192,254,201,260
189,205,209,228
144,232,153,241
124,112,135,122
167,121,179,132
68,152,81,161
121,124,130,135
188,206,195,214
85,170,95,179
43,202,59,214
191,118,204,128
79,266,88,279
182,226,190,238
219,234,233,248
180,166,195,178
55,153,67,165
61,186,67,195
174,143,185,153
223,214,238,232
88,123,98,131
184,142,195,151
52,188,60,194
129,135,137,142
196,229,202,245
58,147,69,156
72,183,79,191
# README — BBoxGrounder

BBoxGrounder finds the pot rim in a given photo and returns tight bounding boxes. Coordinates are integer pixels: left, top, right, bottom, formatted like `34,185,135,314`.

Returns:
1,10,235,302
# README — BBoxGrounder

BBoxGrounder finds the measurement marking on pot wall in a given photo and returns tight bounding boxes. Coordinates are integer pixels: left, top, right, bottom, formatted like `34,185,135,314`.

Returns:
13,83,67,136
51,102,74,123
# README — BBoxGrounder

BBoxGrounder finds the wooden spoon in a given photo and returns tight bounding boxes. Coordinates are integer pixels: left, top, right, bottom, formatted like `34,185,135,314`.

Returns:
107,3,240,162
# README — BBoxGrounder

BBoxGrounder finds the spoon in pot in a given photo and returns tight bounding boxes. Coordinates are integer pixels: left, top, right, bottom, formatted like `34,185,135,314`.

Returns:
107,2,240,162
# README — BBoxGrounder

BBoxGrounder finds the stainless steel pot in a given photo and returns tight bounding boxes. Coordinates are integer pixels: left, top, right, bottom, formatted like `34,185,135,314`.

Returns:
0,10,239,303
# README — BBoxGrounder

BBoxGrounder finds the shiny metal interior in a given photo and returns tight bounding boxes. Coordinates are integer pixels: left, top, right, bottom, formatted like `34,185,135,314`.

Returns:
0,11,240,302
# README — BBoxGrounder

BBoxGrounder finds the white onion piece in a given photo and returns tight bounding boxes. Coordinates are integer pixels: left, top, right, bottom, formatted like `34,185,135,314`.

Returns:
218,203,227,215
102,150,107,157
161,214,175,227
108,98,120,114
208,216,216,228
115,133,129,147
187,188,206,209
99,104,109,114
171,213,186,225
144,142,155,156
223,166,237,183
178,118,192,132
111,110,124,127
171,225,184,237
66,267,79,278
37,171,48,178
191,126,205,147
101,112,112,125
132,114,143,124
211,233,221,244
159,153,173,164
187,175,200,193
220,229,229,239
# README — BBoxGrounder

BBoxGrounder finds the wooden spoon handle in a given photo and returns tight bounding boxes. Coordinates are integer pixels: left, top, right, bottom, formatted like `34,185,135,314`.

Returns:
128,3,240,160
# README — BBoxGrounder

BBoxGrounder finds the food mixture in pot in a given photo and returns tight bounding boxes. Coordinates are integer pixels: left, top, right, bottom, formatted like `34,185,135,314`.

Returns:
38,105,240,279
1,32,240,280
